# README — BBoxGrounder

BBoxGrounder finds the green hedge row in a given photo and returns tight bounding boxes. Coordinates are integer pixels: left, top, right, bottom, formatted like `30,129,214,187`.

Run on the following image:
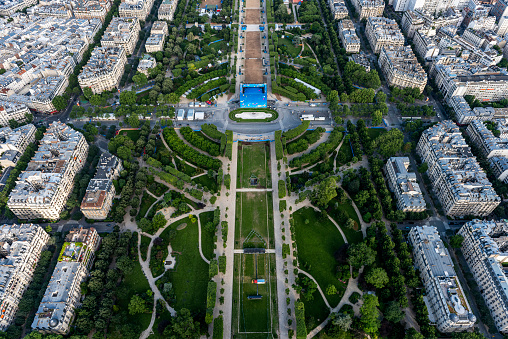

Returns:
187,78,229,100
289,128,343,168
180,127,220,156
174,69,228,97
272,84,306,102
278,180,286,199
278,68,330,95
225,130,233,160
201,124,225,140
275,130,283,160
283,120,310,140
296,301,307,338
213,315,224,339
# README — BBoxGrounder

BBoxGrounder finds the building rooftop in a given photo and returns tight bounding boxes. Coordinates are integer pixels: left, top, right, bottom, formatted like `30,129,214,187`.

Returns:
381,46,427,82
78,46,125,81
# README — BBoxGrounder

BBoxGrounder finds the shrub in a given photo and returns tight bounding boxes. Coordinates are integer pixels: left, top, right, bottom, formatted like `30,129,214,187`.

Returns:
283,121,310,140
275,130,283,160
180,127,220,156
209,259,218,278
278,180,286,199
213,315,223,338
295,301,307,339
219,255,226,273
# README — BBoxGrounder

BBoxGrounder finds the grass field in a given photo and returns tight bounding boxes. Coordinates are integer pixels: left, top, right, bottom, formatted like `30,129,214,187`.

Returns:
235,192,274,249
193,174,219,193
278,37,301,58
237,142,271,188
299,274,330,332
232,253,278,338
140,234,151,261
138,191,157,221
120,129,141,142
163,218,209,313
292,207,346,307
367,128,385,140
328,199,364,244
199,211,215,261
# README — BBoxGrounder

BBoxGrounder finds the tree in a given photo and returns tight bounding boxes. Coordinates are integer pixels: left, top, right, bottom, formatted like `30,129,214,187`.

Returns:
128,294,147,315
450,234,464,249
132,72,148,87
452,331,487,339
384,300,404,323
116,255,134,273
345,218,355,230
52,95,67,111
312,176,337,207
348,242,376,269
89,94,103,106
45,225,52,233
152,213,167,230
116,146,132,160
164,308,201,338
330,312,352,331
127,114,140,128
83,87,93,100
405,328,424,339
359,294,381,334
326,284,337,295
417,162,428,173
364,267,389,289
372,110,382,126
120,91,137,105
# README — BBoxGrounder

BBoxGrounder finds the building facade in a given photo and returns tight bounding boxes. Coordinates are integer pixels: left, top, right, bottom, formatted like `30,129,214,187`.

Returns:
0,101,30,127
7,122,89,220
338,20,360,53
384,157,426,212
81,152,122,220
78,47,127,94
416,120,500,217
351,0,384,19
158,0,177,20
458,220,508,333
409,226,476,332
329,0,349,19
119,0,155,20
101,17,140,55
378,46,427,92
32,227,100,334
0,224,49,330
366,17,405,54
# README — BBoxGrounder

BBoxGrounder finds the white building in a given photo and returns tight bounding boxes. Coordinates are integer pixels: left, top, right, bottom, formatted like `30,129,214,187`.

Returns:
458,220,508,333
145,34,165,52
0,101,30,127
378,46,427,92
384,157,426,212
409,226,476,332
0,0,37,15
158,0,177,20
119,0,155,21
338,20,360,53
0,124,36,156
0,224,49,331
351,0,384,19
7,122,88,220
137,54,156,75
78,47,127,94
328,0,349,19
416,120,500,217
32,227,100,334
101,17,140,56
365,17,405,54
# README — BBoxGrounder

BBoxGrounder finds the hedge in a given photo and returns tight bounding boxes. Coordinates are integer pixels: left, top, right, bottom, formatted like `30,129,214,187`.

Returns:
278,67,330,95
180,127,220,156
225,130,233,160
206,280,217,324
275,130,283,160
174,69,228,97
272,84,306,102
213,316,224,339
163,128,222,170
201,124,225,140
187,78,229,100
289,128,343,168
219,255,226,273
295,301,307,339
164,165,192,183
283,120,310,140
278,180,286,199
209,259,218,278
153,170,185,190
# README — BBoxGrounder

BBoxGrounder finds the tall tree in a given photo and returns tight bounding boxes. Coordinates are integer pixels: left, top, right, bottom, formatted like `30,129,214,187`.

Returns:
360,294,381,334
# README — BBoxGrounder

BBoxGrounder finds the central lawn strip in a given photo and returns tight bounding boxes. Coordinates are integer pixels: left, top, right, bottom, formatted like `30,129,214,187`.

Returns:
199,211,215,261
293,207,346,307
238,142,270,189
138,191,157,220
240,253,270,333
120,129,141,142
327,199,364,244
161,217,209,314
235,192,274,249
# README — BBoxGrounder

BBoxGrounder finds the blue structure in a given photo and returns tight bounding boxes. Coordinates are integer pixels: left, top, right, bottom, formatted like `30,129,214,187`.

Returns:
240,83,267,108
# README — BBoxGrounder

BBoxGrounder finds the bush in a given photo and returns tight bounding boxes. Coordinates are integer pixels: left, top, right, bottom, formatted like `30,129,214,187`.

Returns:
290,128,343,168
213,315,224,338
275,130,283,160
278,180,286,199
219,255,226,273
180,127,220,156
349,291,361,304
283,120,310,140
209,259,218,278
295,301,307,339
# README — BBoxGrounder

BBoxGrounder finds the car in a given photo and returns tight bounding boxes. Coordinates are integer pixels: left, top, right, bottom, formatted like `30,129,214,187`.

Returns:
206,100,212,105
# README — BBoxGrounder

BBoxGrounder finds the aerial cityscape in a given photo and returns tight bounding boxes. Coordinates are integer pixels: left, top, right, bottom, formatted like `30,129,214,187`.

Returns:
0,0,508,337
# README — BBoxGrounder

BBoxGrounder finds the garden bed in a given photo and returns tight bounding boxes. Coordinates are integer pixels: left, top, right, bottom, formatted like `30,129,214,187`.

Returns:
229,108,278,122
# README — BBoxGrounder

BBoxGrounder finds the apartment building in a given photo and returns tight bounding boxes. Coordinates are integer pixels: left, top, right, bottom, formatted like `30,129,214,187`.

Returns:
151,20,168,35
0,124,36,156
145,34,164,52
401,9,463,38
101,17,140,55
365,17,404,54
458,220,508,332
119,0,155,21
409,226,476,332
30,3,73,18
338,20,360,53
413,28,440,60
81,152,122,220
7,122,88,220
497,16,508,36
378,46,427,92
0,0,37,15
0,224,49,331
491,0,508,21
158,0,177,20
416,120,500,217
329,0,349,20
349,51,371,71
78,47,127,94
32,227,100,334
384,157,426,212
73,0,111,22
0,101,30,127
351,0,384,19
451,96,508,124
0,17,101,112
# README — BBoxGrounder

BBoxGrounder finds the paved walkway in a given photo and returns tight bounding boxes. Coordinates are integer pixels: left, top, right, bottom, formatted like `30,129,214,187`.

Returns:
197,216,211,264
236,188,273,192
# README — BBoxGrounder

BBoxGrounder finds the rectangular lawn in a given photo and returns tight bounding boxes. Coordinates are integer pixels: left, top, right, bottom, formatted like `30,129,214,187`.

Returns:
235,192,274,249
237,142,271,189
292,207,346,307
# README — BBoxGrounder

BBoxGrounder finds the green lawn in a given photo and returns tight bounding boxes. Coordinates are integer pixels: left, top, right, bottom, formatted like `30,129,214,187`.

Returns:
193,174,219,193
164,217,209,314
328,200,364,244
337,138,353,165
300,277,330,332
140,234,151,261
232,253,278,337
235,192,274,249
120,129,141,142
278,37,301,58
175,158,204,176
237,142,271,189
138,191,157,221
199,211,215,261
367,128,386,140
292,207,346,307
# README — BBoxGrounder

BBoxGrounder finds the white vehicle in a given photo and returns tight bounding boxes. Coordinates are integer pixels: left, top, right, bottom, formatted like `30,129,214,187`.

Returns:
187,109,195,121
195,111,205,120
309,103,317,107
301,114,314,121
177,109,185,121
315,117,325,121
